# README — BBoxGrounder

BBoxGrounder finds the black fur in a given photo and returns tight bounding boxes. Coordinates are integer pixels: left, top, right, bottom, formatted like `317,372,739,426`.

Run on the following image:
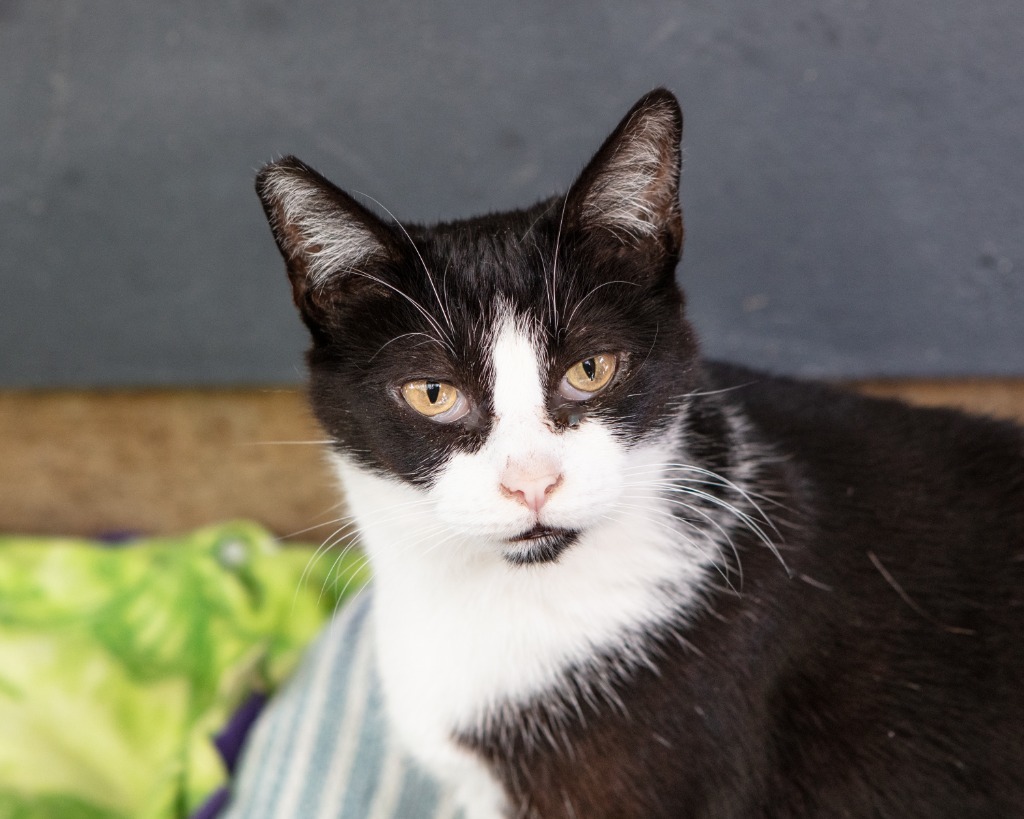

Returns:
257,89,1024,817
503,526,581,566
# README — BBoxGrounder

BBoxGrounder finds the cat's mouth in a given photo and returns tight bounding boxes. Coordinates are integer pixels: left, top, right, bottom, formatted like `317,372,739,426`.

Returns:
503,525,580,566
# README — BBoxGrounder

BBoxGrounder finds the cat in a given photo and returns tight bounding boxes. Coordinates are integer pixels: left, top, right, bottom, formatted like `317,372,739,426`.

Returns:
254,89,1024,818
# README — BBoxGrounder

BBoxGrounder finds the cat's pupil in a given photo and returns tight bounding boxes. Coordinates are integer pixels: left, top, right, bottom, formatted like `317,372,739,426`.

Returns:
426,382,441,404
582,358,596,380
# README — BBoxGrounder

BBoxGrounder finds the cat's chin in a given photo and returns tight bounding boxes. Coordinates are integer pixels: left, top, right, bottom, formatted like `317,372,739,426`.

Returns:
500,525,581,566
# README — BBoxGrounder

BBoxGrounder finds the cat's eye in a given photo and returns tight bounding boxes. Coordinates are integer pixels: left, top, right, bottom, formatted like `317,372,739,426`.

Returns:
401,379,468,422
559,354,618,401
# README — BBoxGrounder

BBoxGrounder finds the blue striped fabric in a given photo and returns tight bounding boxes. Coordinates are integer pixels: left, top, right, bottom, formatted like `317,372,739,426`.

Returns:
222,591,463,819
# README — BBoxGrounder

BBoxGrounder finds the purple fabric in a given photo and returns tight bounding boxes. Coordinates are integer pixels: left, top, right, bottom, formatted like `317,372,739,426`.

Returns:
96,531,143,546
193,788,230,819
216,691,268,774
191,691,269,818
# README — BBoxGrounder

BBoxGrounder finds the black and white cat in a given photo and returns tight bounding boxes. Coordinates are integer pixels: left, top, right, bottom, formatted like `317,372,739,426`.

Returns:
255,90,1024,818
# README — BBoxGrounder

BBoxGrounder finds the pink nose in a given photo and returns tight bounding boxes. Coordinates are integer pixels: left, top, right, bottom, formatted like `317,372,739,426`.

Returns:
500,464,563,515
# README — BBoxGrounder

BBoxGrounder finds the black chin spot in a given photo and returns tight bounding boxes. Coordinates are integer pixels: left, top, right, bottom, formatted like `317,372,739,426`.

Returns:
502,527,580,566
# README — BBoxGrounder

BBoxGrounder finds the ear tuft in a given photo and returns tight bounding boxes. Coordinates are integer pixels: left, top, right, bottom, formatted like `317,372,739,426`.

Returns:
255,157,389,287
569,89,683,252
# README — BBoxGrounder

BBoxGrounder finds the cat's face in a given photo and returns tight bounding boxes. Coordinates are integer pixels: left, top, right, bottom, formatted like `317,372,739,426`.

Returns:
258,90,698,565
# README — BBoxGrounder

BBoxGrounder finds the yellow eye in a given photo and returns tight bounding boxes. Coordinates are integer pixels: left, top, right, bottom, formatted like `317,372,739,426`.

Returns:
562,353,617,398
401,380,465,420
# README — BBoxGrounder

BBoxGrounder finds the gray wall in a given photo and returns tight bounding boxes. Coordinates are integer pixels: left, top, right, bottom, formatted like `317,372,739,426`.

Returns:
3,0,1022,388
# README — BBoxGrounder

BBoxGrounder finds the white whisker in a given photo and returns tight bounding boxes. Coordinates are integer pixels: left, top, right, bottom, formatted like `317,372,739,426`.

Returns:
344,265,455,354
371,331,450,361
243,439,336,446
355,191,456,339
549,193,570,335
564,280,641,332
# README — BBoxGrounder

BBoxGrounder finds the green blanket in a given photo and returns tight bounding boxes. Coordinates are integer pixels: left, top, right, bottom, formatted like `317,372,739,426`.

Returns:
0,522,368,819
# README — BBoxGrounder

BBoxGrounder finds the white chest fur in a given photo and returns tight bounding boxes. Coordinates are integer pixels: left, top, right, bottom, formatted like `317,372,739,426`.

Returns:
335,444,714,817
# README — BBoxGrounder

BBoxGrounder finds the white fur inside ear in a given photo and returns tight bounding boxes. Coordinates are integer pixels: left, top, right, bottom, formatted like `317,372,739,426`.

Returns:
262,169,383,286
580,108,680,243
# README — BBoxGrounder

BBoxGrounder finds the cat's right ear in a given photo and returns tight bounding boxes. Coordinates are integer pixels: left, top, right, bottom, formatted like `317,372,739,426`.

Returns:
255,157,395,333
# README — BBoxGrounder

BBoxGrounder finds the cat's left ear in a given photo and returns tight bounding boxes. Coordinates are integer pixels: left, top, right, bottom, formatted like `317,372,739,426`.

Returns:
566,89,684,260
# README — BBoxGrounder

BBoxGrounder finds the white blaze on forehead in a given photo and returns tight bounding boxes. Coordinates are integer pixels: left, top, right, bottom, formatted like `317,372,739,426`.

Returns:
490,319,546,421
429,315,567,539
